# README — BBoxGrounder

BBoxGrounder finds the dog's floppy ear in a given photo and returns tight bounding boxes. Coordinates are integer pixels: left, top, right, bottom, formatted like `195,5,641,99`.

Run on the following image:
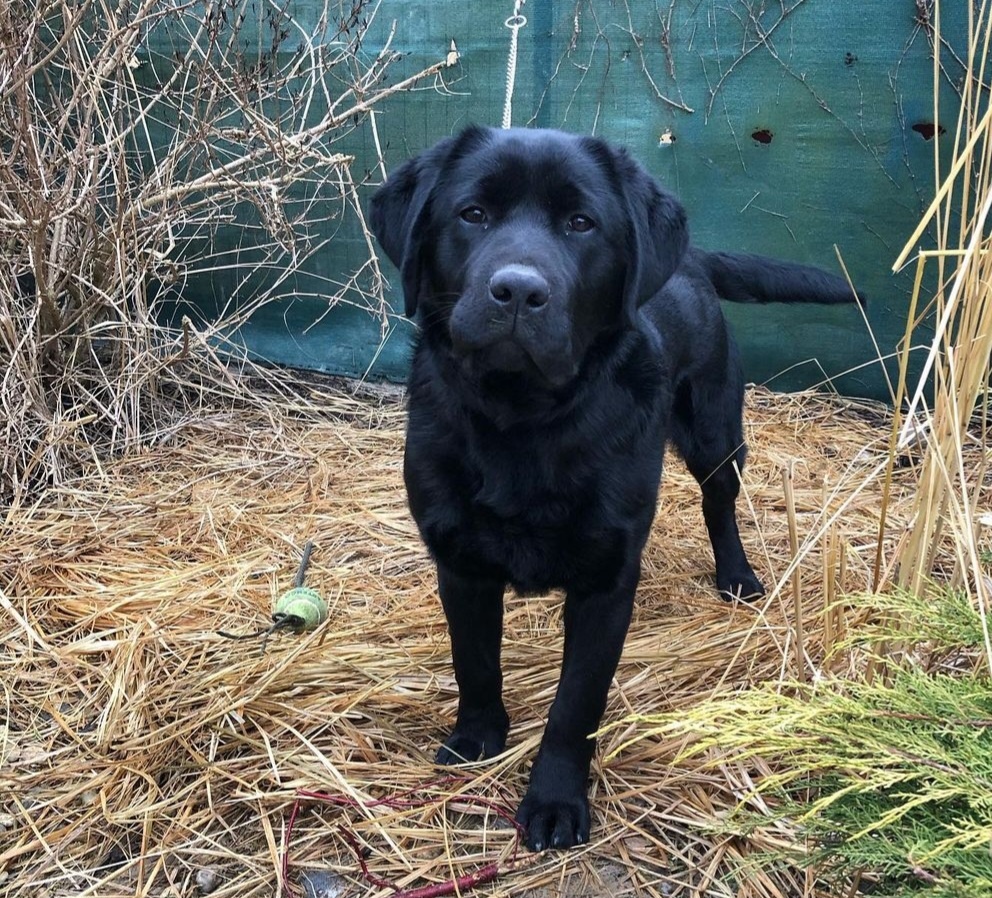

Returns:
617,151,688,327
368,139,458,319
369,137,455,318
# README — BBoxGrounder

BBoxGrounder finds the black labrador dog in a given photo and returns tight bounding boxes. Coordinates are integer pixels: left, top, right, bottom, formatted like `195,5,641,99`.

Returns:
369,126,858,852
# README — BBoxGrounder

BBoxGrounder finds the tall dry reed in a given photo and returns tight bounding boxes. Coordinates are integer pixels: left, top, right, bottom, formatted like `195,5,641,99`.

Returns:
881,0,992,671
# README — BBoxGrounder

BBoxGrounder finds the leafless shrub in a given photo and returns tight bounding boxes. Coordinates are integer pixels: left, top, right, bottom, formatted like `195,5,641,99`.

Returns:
0,0,447,504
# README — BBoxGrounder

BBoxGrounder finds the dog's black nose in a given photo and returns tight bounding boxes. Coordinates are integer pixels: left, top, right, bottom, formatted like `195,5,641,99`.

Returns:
489,265,550,309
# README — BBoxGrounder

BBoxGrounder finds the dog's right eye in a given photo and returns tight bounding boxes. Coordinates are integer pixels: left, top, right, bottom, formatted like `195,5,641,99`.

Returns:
459,206,488,225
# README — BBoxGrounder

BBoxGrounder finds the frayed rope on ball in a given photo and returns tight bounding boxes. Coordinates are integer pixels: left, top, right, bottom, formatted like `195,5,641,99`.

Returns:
219,540,327,653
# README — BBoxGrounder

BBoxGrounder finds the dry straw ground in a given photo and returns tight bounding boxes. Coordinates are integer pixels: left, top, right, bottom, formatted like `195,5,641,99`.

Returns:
1,379,934,898
4,3,990,897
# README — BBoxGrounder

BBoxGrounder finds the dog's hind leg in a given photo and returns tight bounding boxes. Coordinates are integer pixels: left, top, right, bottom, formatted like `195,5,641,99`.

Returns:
672,347,764,601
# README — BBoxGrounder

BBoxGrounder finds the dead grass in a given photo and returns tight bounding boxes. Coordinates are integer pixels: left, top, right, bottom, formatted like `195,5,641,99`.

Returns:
0,380,935,898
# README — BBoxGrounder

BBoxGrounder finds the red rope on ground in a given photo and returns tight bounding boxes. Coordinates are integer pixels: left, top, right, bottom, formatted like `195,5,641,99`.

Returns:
281,776,523,897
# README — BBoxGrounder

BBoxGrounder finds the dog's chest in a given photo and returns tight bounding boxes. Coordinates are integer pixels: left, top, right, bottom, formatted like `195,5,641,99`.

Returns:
467,432,583,520
411,423,660,594
460,449,620,593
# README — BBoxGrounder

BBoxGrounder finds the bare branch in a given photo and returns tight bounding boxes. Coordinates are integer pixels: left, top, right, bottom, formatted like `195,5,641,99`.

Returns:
0,0,447,502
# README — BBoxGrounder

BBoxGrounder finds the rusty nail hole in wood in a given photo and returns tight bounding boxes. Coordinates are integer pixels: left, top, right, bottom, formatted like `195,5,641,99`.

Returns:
751,129,773,145
912,122,946,140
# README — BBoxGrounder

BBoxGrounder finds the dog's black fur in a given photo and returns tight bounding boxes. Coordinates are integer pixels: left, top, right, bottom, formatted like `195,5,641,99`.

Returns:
370,126,859,852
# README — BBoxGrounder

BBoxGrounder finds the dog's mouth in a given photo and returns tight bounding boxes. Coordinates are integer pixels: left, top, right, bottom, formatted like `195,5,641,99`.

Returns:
451,335,538,378
453,335,578,389
470,339,530,373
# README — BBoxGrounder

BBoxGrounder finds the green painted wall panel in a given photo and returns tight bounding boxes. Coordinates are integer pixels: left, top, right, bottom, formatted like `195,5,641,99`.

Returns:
162,1,966,400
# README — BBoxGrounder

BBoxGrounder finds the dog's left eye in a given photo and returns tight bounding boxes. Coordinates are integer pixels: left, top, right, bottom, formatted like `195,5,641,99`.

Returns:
460,206,488,225
567,214,595,233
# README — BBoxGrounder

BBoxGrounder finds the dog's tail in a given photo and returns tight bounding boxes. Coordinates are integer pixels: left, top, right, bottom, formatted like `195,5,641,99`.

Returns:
697,250,865,306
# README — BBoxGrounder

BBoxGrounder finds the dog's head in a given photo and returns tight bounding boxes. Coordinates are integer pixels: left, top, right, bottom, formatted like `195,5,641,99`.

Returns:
370,126,687,388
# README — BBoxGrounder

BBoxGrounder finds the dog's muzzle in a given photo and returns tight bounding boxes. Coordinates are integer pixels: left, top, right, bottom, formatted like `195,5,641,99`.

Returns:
448,264,577,386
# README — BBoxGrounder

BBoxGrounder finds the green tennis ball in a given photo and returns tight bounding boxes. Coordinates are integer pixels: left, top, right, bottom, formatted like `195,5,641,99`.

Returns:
273,586,327,631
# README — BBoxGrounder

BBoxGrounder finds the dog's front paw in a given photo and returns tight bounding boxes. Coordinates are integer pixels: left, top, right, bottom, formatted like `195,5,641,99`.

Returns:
717,567,765,602
515,788,590,852
436,706,509,765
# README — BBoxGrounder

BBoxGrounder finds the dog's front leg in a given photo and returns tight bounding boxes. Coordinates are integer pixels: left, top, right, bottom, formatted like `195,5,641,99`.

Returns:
435,563,510,765
516,561,639,851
